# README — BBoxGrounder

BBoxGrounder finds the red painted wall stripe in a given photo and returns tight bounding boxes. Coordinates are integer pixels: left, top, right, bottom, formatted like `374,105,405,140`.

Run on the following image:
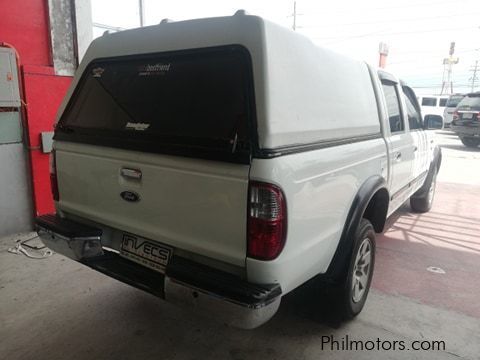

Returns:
22,68,71,215
1,0,73,215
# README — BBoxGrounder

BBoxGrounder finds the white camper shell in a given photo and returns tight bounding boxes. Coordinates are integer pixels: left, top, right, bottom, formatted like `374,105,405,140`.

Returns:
58,12,381,150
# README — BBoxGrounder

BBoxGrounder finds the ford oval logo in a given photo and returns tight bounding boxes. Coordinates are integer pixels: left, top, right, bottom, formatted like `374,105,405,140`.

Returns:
120,191,140,202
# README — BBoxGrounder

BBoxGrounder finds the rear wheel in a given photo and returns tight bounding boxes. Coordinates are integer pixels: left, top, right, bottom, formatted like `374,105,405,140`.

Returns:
333,219,376,320
460,137,480,148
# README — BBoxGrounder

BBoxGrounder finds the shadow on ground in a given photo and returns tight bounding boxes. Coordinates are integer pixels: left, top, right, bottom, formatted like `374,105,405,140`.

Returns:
2,180,480,359
440,144,480,152
436,130,456,136
374,183,480,318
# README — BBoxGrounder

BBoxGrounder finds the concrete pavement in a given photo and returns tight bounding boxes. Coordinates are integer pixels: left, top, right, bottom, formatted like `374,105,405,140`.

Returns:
1,130,480,360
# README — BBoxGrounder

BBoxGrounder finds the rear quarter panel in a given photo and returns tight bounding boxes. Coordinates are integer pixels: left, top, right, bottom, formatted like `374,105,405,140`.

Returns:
247,138,387,293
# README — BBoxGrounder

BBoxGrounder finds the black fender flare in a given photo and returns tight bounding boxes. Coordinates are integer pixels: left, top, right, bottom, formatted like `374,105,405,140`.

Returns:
433,145,442,173
412,145,442,199
325,175,388,281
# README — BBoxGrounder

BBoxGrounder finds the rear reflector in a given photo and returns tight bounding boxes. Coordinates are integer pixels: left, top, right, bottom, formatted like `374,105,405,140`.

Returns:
50,150,59,201
247,181,287,260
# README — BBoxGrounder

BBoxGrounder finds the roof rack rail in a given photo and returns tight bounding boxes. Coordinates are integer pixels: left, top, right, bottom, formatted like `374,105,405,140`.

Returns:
234,10,249,16
159,18,174,24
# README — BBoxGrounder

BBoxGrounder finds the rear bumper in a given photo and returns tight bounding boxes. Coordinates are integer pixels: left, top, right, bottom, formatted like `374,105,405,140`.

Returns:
35,214,281,329
451,124,480,136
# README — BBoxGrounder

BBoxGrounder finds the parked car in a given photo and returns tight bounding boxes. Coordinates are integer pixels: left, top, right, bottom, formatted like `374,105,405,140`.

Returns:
419,95,448,123
451,92,480,147
35,12,443,329
443,94,465,127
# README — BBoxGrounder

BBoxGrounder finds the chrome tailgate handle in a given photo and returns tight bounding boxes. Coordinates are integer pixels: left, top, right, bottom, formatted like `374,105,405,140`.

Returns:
121,168,142,180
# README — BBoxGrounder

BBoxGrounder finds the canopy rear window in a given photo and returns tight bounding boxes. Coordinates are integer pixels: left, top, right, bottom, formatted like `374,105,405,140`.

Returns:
56,46,254,163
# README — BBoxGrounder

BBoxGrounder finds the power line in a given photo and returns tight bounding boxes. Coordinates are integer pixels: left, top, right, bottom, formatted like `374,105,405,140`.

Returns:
388,48,480,65
313,29,392,46
314,26,478,41
302,0,465,14
300,12,480,28
412,84,477,88
405,75,470,80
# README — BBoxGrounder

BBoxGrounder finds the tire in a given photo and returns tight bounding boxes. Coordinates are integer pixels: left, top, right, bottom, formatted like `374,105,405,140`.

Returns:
460,137,480,148
410,164,438,213
334,218,376,320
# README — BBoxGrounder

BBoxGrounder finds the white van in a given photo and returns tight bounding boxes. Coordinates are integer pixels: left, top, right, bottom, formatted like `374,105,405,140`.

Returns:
419,95,448,121
36,12,442,329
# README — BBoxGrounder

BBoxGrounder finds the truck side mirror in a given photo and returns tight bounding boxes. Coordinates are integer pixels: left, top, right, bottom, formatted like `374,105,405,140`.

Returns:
424,114,443,130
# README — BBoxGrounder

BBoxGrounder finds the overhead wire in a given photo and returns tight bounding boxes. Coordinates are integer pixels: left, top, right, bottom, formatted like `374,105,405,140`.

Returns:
300,0,467,15
299,12,480,28
314,26,479,42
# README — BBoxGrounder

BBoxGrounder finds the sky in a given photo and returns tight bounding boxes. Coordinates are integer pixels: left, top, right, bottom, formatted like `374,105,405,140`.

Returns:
91,0,480,95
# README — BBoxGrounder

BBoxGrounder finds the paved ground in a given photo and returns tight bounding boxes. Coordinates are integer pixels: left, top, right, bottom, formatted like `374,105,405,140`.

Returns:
1,130,480,360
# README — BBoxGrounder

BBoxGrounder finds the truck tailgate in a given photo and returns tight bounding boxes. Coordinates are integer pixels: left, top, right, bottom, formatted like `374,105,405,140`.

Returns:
55,141,250,267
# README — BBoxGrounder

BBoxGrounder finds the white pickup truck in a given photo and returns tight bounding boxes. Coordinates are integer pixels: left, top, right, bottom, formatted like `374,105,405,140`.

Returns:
36,12,442,329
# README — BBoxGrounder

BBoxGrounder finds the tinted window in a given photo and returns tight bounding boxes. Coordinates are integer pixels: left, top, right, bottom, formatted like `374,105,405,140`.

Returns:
446,95,464,107
421,97,437,106
382,83,404,133
402,86,423,130
439,98,448,107
457,94,480,111
57,46,253,162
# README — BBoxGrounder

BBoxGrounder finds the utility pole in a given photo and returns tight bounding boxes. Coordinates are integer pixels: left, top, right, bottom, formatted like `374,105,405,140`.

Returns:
293,1,297,31
139,0,145,27
288,1,303,31
440,42,459,95
469,60,479,92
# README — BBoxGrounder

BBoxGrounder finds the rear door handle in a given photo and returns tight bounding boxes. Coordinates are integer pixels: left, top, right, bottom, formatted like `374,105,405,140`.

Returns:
413,146,418,152
395,152,402,161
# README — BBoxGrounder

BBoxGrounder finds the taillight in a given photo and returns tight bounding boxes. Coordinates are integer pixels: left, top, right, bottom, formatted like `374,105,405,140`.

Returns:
477,113,480,120
452,111,459,121
247,181,287,260
50,150,59,201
